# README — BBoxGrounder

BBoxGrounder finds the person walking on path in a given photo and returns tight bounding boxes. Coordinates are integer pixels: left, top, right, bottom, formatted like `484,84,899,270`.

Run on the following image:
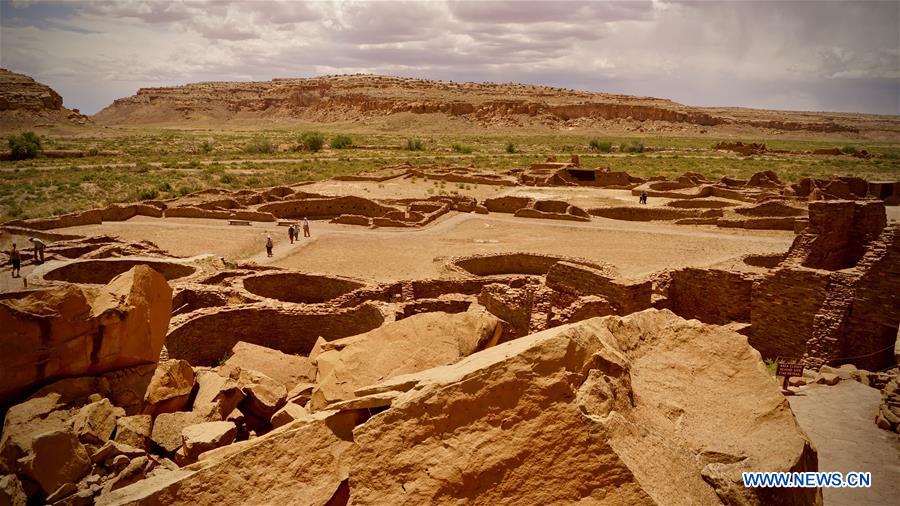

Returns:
8,243,21,278
288,225,295,244
639,191,648,205
265,235,274,257
302,217,311,238
28,237,46,263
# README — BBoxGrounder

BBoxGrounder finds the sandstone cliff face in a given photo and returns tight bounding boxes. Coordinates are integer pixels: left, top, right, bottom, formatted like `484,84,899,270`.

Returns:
91,74,890,134
0,266,173,404
0,68,88,128
103,310,820,505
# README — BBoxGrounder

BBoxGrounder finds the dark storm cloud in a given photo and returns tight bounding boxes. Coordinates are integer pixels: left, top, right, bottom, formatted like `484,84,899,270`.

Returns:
0,0,896,114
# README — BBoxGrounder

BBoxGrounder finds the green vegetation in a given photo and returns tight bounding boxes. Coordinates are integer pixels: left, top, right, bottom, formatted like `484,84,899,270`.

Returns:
7,132,43,160
330,134,353,149
299,131,325,152
451,143,474,154
404,138,424,151
1,125,897,222
589,139,612,153
841,145,858,155
243,136,275,154
620,141,645,153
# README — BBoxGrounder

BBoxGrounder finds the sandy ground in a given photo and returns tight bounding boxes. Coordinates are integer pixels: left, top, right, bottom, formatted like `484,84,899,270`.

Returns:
299,177,510,201
789,381,900,506
29,211,794,285
262,213,792,281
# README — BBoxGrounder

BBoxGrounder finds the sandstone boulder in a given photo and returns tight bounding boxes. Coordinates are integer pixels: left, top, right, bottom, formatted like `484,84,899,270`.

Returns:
222,366,286,421
19,430,91,496
114,415,152,451
149,412,204,454
270,403,310,429
224,341,315,391
0,392,82,476
0,474,27,506
310,311,502,410
142,360,195,416
191,369,244,421
96,411,359,506
72,398,125,444
0,266,172,404
180,421,237,462
347,310,819,505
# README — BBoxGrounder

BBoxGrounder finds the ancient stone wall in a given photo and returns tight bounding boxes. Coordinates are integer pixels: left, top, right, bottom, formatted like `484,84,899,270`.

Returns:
589,207,706,221
165,303,385,365
449,253,611,277
787,201,886,270
665,268,755,324
482,196,534,213
545,261,650,314
257,196,397,219
43,259,196,284
5,209,103,230
749,268,830,360
839,226,900,370
242,273,366,304
99,204,164,221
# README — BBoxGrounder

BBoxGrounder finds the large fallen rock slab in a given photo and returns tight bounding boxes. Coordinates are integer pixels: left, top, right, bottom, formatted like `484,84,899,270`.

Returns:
95,411,361,506
190,369,244,422
310,311,502,410
19,429,91,496
0,265,172,404
72,398,125,444
149,412,204,455
347,309,820,505
223,341,315,391
114,415,153,451
179,421,237,463
142,360,195,416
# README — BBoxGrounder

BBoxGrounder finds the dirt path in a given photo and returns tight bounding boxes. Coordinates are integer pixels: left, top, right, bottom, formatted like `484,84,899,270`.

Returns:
788,381,900,506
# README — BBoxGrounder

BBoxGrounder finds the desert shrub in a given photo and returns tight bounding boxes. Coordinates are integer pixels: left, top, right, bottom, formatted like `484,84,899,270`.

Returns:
621,141,645,153
7,132,43,160
244,136,275,154
505,142,516,153
841,145,858,155
220,173,236,184
138,188,159,201
451,143,473,154
330,134,353,149
300,131,325,152
199,140,213,154
589,139,613,153
404,138,423,151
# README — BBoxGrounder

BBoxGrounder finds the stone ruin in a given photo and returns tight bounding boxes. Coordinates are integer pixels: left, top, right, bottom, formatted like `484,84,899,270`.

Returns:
4,164,897,238
1,164,898,505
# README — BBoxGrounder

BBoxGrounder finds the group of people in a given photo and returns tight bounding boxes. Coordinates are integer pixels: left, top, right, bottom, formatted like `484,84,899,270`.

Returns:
288,218,311,244
266,217,310,257
638,191,649,205
6,237,46,278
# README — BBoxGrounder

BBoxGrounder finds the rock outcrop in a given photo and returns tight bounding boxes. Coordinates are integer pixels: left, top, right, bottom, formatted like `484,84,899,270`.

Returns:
90,74,891,134
0,265,173,404
0,68,88,128
310,311,503,410
103,310,819,505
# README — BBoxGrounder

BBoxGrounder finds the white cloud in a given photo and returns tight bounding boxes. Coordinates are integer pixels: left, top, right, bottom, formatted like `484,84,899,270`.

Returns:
1,0,897,114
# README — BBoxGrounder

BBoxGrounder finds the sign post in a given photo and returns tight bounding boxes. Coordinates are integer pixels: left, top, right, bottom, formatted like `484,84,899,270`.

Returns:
775,362,804,391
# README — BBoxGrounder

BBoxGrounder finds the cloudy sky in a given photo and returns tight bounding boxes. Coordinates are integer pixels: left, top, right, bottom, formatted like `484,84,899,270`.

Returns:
1,0,898,115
